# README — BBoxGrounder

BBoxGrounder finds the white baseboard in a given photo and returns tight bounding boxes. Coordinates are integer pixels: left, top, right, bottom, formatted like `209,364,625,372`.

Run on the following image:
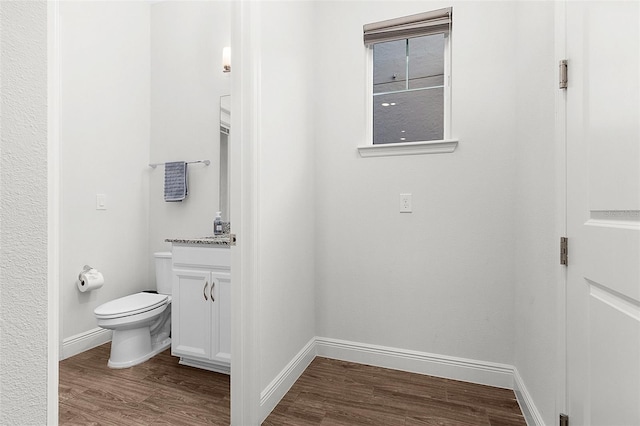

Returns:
61,327,111,360
514,367,545,426
315,336,514,389
259,337,316,423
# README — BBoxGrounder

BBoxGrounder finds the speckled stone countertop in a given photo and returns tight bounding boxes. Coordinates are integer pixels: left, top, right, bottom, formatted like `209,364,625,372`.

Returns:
166,222,231,246
165,235,231,246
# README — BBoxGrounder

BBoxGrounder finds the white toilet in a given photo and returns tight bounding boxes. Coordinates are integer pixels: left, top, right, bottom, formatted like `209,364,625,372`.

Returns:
94,252,173,369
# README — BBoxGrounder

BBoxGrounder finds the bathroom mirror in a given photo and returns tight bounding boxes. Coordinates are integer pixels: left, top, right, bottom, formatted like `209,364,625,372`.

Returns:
219,95,230,222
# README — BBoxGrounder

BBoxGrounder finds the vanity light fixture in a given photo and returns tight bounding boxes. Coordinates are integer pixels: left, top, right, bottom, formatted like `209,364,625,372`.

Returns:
222,46,231,73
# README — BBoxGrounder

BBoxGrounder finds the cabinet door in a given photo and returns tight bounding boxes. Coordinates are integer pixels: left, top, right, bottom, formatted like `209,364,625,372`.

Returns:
210,270,231,363
172,269,212,360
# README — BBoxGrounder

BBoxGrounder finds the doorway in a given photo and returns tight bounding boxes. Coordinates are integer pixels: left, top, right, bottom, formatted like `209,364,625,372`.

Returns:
48,1,262,424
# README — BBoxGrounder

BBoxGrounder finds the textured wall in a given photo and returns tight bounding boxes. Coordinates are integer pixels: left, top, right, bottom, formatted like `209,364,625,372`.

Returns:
0,1,49,424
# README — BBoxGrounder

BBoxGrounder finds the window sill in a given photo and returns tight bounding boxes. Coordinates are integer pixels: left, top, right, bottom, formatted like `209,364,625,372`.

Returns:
357,139,458,158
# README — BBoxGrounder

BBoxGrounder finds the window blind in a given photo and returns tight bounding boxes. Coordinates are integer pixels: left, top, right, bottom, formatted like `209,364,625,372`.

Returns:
363,7,452,45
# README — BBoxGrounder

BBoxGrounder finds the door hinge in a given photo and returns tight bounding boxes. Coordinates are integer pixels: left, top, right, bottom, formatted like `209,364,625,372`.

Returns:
229,233,237,246
560,237,568,266
559,59,568,89
560,413,569,426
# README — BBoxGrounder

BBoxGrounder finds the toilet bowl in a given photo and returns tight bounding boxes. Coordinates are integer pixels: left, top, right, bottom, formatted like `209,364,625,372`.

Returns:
94,252,173,368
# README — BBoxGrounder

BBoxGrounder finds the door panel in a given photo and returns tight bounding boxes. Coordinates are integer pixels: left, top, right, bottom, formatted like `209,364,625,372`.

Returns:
589,293,640,426
172,269,212,360
583,224,640,301
583,3,640,210
566,2,640,425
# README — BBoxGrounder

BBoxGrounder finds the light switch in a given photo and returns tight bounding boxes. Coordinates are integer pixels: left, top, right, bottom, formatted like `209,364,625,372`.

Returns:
96,194,107,210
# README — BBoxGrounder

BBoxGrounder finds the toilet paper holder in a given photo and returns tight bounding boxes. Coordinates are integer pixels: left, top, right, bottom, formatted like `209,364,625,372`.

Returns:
78,265,105,292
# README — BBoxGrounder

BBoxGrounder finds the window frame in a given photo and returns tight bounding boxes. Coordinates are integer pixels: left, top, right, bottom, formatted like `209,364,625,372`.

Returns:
359,10,458,158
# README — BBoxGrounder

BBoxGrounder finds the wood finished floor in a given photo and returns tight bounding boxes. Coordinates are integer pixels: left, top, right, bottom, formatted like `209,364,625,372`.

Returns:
263,357,526,426
60,344,526,426
59,343,230,425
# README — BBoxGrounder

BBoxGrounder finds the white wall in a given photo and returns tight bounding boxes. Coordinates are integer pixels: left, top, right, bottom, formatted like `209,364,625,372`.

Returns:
60,1,151,346
314,1,517,365
513,2,559,424
257,0,317,397
59,1,230,353
0,1,49,423
149,1,231,264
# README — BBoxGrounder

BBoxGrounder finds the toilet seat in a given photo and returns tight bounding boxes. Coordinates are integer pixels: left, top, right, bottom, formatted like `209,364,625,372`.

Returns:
94,292,168,320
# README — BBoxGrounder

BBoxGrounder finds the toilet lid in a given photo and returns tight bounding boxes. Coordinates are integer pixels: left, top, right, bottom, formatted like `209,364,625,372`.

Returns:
94,292,168,319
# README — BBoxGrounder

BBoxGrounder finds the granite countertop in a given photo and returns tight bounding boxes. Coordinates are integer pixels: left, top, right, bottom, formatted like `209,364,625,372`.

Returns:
166,222,231,246
165,235,231,246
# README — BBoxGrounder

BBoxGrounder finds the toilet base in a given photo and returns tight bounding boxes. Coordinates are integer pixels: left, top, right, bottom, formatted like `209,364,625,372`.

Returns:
108,327,171,369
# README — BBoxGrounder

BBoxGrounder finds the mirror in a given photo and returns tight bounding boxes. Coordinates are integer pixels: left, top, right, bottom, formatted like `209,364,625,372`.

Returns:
219,95,230,222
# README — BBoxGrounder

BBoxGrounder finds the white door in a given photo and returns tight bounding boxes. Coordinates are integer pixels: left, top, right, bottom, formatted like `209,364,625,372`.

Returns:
565,2,640,425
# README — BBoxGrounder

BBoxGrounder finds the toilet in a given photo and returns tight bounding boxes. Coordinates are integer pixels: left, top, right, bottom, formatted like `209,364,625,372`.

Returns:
94,252,173,369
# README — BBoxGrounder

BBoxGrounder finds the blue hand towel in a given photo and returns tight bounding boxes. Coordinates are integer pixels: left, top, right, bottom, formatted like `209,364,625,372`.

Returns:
164,161,188,202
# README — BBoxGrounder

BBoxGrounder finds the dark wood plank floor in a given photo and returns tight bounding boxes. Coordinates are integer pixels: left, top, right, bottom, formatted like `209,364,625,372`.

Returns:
60,344,526,425
59,343,230,425
263,357,526,426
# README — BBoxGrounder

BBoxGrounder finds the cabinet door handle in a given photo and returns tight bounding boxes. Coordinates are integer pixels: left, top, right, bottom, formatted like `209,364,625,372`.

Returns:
210,280,215,303
203,281,209,301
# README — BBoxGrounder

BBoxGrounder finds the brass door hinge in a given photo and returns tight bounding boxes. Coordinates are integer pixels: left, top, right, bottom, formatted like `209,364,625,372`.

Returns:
560,237,568,266
559,59,568,89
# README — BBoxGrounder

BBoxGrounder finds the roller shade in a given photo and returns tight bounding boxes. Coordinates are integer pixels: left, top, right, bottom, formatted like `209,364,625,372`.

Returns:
363,7,452,45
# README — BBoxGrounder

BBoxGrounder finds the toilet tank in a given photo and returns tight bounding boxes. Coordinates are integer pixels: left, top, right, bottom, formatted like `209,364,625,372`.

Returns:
154,252,173,295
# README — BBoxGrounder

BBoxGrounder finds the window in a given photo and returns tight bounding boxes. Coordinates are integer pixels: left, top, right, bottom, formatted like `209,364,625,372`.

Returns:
360,8,457,157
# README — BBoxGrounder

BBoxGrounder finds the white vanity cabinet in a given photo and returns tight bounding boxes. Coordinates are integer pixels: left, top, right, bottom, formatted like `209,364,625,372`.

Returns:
171,244,231,374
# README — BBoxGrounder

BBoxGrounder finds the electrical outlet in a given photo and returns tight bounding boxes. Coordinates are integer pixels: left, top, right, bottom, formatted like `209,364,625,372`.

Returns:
400,193,412,213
